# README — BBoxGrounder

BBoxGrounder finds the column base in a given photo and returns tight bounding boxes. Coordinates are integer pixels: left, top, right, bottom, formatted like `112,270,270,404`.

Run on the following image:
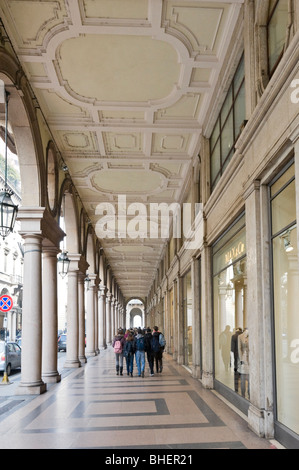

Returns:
64,360,81,368
248,404,274,439
201,371,214,389
79,355,87,364
16,381,47,395
192,364,202,379
177,354,184,365
42,372,61,384
86,351,97,357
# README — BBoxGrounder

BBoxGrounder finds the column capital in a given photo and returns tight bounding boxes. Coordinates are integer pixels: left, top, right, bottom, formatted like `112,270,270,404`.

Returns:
18,207,64,248
99,284,106,296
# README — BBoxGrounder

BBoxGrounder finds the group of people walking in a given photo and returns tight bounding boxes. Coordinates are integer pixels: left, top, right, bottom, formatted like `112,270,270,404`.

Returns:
112,326,166,377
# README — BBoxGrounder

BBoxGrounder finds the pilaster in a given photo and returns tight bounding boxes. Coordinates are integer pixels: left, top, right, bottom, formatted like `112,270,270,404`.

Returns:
201,244,214,389
244,181,274,438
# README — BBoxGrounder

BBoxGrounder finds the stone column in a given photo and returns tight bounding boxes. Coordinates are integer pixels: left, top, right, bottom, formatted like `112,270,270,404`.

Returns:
94,282,99,353
172,278,178,361
98,284,106,349
111,298,115,337
86,274,97,357
245,181,274,438
78,272,87,364
17,232,46,394
201,244,214,389
191,257,201,379
176,276,184,365
106,292,112,344
42,244,61,384
64,255,81,368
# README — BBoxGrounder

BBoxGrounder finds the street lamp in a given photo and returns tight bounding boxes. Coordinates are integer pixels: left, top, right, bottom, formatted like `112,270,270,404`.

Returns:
57,193,70,278
0,83,18,239
57,250,70,278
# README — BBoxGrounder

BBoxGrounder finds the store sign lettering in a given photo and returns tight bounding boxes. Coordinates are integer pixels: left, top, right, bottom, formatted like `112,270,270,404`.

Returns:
224,241,245,265
290,339,299,364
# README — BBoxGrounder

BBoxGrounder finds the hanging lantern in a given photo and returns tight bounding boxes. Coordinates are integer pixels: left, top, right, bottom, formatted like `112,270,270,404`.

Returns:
0,85,18,239
57,250,70,278
0,189,18,239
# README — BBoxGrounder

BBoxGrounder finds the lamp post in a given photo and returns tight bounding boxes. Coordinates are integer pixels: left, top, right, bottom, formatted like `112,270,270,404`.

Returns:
0,84,18,239
1,314,10,384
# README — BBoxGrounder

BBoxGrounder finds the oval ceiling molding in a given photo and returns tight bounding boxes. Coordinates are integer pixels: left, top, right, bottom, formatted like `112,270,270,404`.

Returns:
91,169,165,194
57,34,180,103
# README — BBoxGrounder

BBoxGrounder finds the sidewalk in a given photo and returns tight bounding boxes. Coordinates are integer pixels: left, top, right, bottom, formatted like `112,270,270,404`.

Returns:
0,347,281,450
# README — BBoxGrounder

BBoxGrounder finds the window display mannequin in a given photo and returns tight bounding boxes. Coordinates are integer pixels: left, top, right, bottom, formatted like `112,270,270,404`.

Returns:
231,327,243,392
237,328,249,398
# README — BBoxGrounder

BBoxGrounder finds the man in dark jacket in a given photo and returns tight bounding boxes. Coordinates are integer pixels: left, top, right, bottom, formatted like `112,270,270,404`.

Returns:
152,326,164,373
144,328,154,376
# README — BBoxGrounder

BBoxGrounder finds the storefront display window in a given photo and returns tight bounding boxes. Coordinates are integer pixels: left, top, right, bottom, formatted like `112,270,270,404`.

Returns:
183,270,192,367
213,214,248,398
270,161,299,436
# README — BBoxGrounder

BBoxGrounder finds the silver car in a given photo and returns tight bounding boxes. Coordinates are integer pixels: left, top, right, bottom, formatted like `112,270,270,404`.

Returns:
0,341,21,376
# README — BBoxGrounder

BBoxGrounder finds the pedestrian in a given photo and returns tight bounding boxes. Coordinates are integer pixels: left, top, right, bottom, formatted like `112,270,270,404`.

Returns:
112,328,125,376
152,326,165,373
124,332,136,376
135,328,146,377
144,327,154,376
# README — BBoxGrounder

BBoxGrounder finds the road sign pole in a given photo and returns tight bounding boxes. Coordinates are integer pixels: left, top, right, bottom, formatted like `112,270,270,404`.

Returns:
0,296,13,385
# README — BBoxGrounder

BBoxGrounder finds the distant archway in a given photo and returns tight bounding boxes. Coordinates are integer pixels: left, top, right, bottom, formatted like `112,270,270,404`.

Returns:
126,299,145,329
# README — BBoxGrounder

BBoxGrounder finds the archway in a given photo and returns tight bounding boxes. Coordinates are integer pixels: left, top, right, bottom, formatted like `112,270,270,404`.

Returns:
126,299,145,329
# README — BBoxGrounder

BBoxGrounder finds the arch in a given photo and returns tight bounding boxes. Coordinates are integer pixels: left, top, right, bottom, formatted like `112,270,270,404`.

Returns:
45,140,59,217
0,48,45,207
126,298,145,329
58,180,80,254
125,296,145,306
86,226,96,274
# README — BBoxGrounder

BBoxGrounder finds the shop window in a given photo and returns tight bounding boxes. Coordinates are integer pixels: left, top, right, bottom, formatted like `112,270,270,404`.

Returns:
270,160,299,437
267,0,289,76
212,214,248,398
183,270,192,367
210,55,245,192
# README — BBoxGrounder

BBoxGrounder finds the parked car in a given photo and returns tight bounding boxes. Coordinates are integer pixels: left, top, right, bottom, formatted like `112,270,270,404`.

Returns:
57,334,67,351
0,341,22,376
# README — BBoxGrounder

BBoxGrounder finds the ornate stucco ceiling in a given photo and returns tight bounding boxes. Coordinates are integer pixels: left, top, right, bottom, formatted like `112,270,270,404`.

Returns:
0,0,244,300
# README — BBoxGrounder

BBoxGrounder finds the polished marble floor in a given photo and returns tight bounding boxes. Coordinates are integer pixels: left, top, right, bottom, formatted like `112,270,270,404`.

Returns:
0,348,277,450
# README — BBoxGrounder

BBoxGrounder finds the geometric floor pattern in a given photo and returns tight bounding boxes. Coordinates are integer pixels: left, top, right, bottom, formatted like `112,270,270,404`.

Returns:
0,348,273,450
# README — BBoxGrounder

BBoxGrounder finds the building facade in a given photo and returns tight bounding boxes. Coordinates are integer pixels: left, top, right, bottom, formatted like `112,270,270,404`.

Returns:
0,0,298,449
146,0,299,448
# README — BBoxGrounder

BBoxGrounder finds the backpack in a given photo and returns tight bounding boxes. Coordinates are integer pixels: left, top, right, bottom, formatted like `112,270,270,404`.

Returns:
159,333,166,347
152,335,160,352
114,339,122,354
136,336,145,351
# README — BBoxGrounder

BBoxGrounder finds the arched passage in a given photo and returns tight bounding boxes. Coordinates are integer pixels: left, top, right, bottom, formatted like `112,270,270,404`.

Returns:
126,299,145,329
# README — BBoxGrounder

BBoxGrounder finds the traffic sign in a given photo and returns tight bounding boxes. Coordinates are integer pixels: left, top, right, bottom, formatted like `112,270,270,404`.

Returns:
0,295,13,312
